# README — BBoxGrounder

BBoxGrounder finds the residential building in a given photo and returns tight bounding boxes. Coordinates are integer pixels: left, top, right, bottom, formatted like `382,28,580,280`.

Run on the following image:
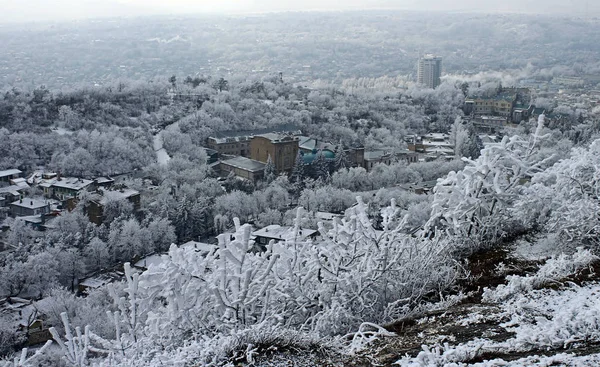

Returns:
395,150,419,164
0,297,52,346
466,92,517,118
0,184,28,206
252,224,318,250
0,169,22,186
9,198,50,217
206,135,252,157
250,133,299,173
220,156,266,183
399,180,438,195
78,270,124,294
363,151,393,171
417,55,443,89
41,177,94,200
133,241,214,271
206,124,302,158
86,188,141,225
408,133,455,155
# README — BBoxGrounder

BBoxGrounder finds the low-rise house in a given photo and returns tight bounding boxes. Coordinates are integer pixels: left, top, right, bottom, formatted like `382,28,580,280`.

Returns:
399,180,439,195
86,188,141,225
78,270,124,294
94,177,115,188
0,297,52,346
363,150,393,171
133,241,215,271
395,150,419,164
0,184,28,206
220,156,266,183
252,225,318,250
0,169,22,186
49,177,94,200
9,198,50,217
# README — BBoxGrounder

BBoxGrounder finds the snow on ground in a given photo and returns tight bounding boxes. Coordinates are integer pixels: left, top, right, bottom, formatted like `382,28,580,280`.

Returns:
153,121,181,166
153,132,171,166
392,249,600,366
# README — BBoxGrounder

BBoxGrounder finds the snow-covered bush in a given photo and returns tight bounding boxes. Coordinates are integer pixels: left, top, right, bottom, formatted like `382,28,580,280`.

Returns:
516,138,600,249
426,115,556,250
41,199,458,365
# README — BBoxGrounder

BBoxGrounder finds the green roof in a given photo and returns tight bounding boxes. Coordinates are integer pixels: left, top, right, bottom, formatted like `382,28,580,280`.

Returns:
301,150,335,164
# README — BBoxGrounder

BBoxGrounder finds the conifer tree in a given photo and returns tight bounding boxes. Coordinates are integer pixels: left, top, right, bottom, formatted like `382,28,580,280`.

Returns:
264,154,275,183
334,144,349,171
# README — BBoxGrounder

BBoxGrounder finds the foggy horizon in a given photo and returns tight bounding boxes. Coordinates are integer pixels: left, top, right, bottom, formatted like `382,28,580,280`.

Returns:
0,0,599,24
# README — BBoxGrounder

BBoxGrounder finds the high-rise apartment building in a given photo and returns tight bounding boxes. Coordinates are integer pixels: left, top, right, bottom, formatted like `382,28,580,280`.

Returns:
417,55,442,89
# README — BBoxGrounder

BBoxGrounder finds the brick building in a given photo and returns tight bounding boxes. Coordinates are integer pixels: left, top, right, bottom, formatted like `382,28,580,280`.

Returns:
250,133,299,174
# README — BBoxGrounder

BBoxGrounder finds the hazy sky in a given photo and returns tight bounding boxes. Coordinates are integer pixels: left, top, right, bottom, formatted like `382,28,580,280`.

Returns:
0,0,598,23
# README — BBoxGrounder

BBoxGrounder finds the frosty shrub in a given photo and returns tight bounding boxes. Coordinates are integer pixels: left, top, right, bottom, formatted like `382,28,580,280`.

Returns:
426,115,556,251
138,200,458,343
517,138,600,249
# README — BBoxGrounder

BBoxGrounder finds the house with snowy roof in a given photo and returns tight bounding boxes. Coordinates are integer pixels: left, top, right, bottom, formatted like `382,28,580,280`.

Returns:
251,225,318,251
86,187,141,225
0,169,22,186
9,198,51,217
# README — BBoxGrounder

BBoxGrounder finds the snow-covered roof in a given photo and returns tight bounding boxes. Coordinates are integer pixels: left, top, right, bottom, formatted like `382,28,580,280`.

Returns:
180,241,215,253
51,177,94,191
255,133,298,143
95,177,114,184
315,211,343,221
134,254,164,270
134,242,214,270
252,225,318,242
0,169,22,178
79,271,124,289
221,157,266,172
95,189,139,205
0,184,27,196
10,197,49,209
364,150,392,161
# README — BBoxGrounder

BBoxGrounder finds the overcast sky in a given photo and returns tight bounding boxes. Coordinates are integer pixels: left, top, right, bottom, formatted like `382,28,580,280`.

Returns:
0,0,598,23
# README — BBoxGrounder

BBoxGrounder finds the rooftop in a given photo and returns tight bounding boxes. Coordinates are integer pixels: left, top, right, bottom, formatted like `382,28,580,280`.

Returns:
79,271,124,290
10,197,49,209
468,92,517,102
221,156,266,172
0,169,22,178
0,184,28,196
94,189,139,206
364,150,392,160
209,124,302,143
95,177,114,185
252,225,318,242
51,177,94,191
255,133,298,143
134,241,215,270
